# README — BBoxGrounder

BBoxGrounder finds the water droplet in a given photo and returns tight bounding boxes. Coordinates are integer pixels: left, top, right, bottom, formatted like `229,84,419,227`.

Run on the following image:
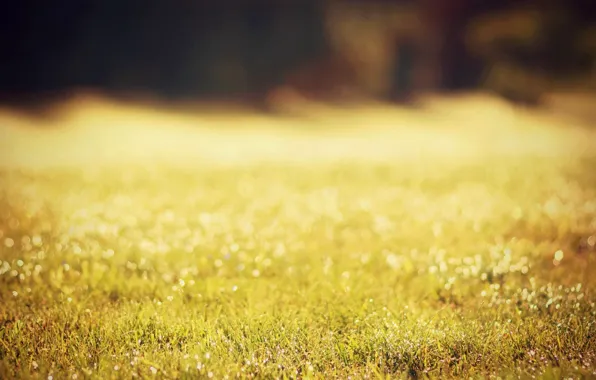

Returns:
31,235,42,247
386,253,400,269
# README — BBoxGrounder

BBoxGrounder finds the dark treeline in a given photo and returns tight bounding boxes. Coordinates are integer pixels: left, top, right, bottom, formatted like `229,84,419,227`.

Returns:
1,1,327,103
1,0,594,108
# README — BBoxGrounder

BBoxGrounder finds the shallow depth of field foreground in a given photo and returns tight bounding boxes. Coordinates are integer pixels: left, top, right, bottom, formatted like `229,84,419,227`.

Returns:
1,95,596,379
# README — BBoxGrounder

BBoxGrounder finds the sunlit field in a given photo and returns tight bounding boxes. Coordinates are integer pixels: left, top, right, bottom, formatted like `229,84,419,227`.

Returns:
1,94,596,379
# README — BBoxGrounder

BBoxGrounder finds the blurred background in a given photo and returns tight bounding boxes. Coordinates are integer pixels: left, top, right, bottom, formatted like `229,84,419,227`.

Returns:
1,0,595,115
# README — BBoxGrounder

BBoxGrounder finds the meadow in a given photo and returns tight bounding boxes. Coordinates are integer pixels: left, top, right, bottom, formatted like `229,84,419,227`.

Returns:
0,95,595,379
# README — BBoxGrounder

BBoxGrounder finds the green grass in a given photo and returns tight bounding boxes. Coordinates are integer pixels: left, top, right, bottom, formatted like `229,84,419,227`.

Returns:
1,144,596,378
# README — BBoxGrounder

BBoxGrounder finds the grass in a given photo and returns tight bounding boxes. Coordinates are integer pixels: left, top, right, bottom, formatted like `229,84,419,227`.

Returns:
1,99,596,379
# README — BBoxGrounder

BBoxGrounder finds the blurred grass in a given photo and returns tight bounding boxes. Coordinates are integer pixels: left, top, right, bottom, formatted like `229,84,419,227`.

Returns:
0,96,596,378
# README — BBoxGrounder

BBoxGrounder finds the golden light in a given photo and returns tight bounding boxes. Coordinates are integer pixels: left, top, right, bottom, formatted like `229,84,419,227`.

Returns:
0,92,593,172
